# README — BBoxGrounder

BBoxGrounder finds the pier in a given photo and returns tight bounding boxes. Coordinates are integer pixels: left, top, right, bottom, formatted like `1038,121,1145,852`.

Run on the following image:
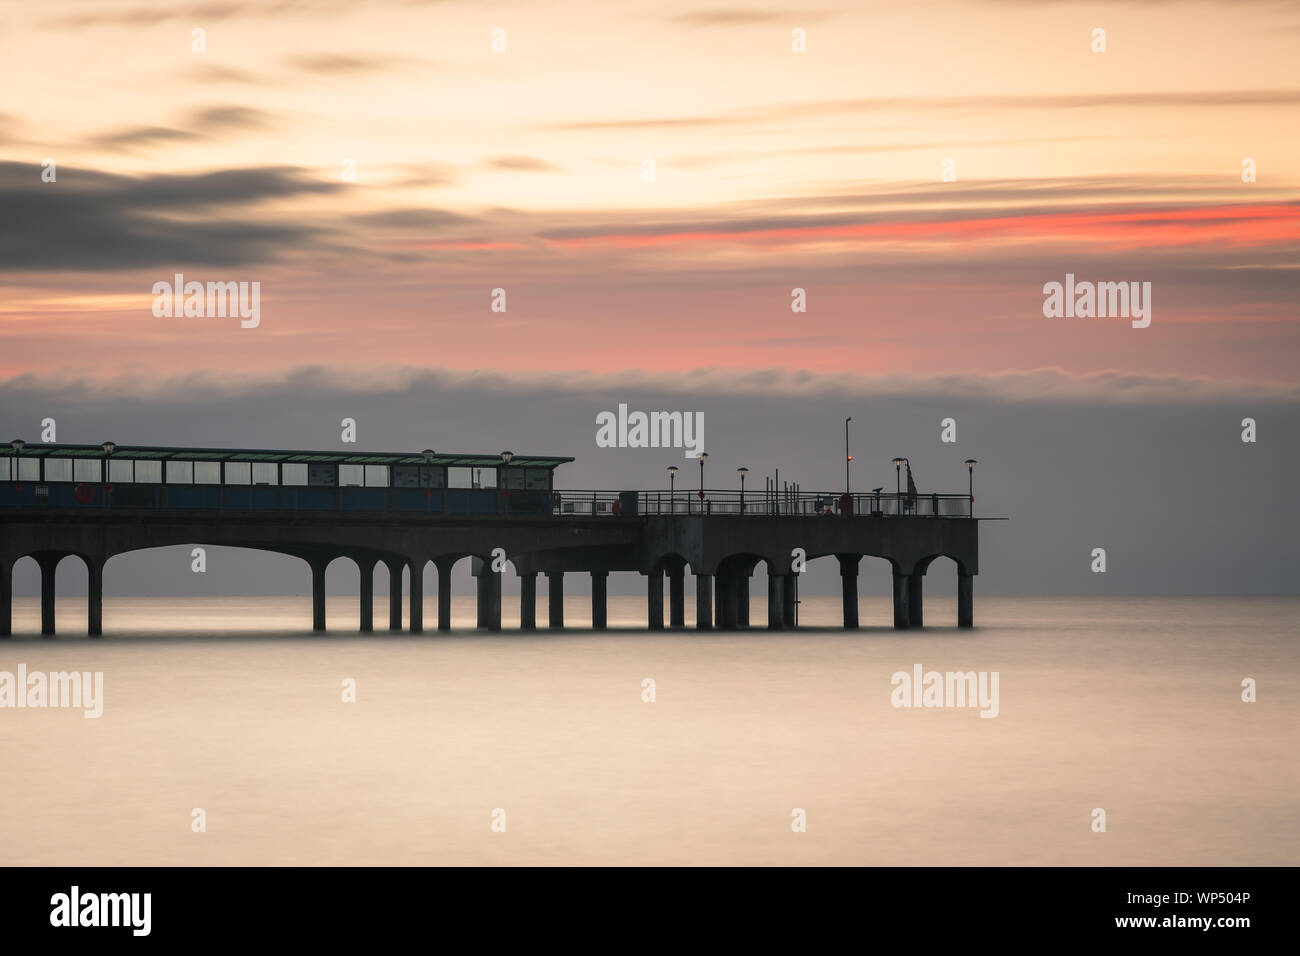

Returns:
0,442,980,636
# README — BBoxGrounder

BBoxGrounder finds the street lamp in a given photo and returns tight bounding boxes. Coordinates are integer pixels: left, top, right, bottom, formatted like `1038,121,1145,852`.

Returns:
667,465,678,511
499,451,514,500
965,459,977,515
844,416,852,494
102,441,117,486
697,452,707,499
737,466,748,513
9,439,24,483
422,449,435,463
891,457,906,499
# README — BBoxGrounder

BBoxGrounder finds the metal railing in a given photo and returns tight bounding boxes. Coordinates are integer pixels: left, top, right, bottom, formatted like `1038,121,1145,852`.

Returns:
1,481,972,519
551,489,973,517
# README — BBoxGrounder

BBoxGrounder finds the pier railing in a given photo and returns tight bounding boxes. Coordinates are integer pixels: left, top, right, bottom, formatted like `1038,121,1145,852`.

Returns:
552,490,973,517
1,483,972,519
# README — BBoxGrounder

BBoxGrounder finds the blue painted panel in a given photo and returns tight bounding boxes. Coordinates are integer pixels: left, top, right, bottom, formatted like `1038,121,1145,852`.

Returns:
341,488,387,512
250,487,279,510
392,488,435,512
291,488,336,511
223,487,252,510
163,486,221,509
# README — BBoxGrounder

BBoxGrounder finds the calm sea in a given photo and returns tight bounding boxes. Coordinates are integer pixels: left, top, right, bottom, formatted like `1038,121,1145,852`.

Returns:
1,595,1296,865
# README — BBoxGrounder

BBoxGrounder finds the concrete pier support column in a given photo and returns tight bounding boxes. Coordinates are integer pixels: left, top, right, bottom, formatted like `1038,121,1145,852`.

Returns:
591,571,608,630
782,573,797,628
436,559,454,632
768,573,786,629
547,571,564,629
87,557,104,638
736,575,750,627
408,561,423,634
310,559,327,633
838,555,860,629
37,553,59,636
387,559,403,631
358,558,375,633
696,573,714,629
0,558,10,637
647,571,664,630
908,573,924,629
475,560,489,628
669,570,685,627
892,571,911,629
718,573,739,629
958,572,974,628
520,572,537,630
482,567,502,631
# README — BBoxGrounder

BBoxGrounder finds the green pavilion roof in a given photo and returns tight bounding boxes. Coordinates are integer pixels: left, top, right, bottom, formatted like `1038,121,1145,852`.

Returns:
8,443,573,470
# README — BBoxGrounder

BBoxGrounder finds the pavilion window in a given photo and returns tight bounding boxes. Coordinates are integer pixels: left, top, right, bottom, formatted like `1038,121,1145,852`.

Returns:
503,467,526,490
108,460,134,483
251,462,278,485
75,459,102,482
364,465,389,487
17,457,40,481
194,462,221,485
338,464,364,487
44,458,73,482
166,461,194,484
525,468,550,490
449,466,497,489
224,461,252,485
135,460,162,484
0,457,11,480
282,463,308,486
308,463,336,486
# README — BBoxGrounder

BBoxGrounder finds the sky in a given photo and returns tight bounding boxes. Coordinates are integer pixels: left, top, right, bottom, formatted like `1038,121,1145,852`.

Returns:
1,0,1297,595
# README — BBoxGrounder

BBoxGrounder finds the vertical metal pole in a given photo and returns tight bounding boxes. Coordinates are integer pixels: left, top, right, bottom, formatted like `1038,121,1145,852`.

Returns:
845,416,851,494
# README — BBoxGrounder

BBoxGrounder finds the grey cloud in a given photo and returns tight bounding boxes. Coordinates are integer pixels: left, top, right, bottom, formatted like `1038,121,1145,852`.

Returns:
0,161,339,271
352,208,473,229
82,104,275,153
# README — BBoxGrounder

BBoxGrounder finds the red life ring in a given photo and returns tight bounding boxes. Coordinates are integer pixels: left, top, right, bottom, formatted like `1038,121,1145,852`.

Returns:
74,483,95,504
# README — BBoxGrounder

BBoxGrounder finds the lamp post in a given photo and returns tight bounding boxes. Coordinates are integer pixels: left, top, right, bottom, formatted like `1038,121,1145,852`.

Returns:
697,452,707,500
499,451,514,510
844,416,852,494
737,466,748,513
10,439,24,483
964,459,977,516
891,457,905,499
102,441,116,483
667,465,677,513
